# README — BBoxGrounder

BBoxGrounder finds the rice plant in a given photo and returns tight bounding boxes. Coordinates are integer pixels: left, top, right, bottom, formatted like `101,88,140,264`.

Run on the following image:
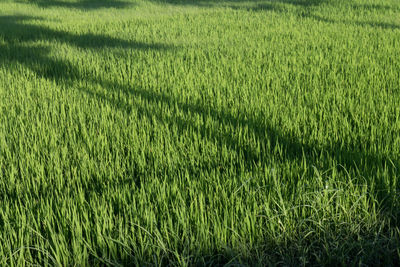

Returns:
0,0,399,265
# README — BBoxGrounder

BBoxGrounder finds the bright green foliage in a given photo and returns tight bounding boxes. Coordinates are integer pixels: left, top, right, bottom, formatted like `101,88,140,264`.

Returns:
0,0,399,265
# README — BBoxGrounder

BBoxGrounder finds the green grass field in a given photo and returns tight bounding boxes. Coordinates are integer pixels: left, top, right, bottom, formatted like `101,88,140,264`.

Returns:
0,0,399,265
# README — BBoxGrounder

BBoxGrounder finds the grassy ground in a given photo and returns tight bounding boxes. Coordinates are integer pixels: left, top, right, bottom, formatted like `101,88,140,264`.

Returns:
0,0,399,265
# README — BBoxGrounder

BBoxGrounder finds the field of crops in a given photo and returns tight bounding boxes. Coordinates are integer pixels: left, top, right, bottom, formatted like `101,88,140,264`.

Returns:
0,0,399,265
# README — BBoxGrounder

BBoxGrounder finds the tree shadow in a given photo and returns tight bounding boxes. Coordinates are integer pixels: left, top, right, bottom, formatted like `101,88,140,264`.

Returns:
148,0,400,31
309,14,400,30
150,0,325,7
21,0,132,10
0,16,170,50
238,1,400,30
146,0,327,13
1,12,399,265
350,3,400,13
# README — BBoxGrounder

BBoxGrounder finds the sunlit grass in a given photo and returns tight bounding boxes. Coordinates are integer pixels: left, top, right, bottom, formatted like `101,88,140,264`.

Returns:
0,0,399,265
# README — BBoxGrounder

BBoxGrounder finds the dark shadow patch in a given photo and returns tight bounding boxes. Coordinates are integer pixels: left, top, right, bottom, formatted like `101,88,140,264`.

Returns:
0,15,170,50
22,0,132,10
141,0,327,13
150,0,326,7
350,3,400,13
146,0,400,31
309,14,400,30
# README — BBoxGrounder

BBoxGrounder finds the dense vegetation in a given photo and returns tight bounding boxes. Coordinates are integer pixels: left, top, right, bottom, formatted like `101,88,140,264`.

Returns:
0,0,399,265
